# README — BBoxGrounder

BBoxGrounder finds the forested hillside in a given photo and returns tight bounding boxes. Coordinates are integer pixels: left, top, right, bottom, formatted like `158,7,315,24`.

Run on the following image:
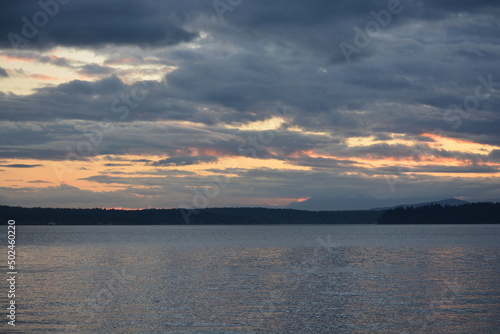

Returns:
378,202,500,224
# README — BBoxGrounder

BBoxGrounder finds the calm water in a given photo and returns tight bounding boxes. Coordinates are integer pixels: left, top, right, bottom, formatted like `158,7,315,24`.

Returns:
2,225,500,333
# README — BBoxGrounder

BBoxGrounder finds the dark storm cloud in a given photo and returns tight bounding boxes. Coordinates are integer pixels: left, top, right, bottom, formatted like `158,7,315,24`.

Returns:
376,164,499,174
0,76,128,121
0,118,244,160
489,150,500,161
78,63,115,76
152,156,219,167
103,163,132,167
156,17,499,136
217,0,499,29
2,0,497,52
0,149,68,160
0,164,42,168
209,0,499,64
285,156,358,170
0,67,8,77
1,0,500,136
0,75,220,124
0,50,75,67
53,75,126,95
105,169,196,176
0,0,198,49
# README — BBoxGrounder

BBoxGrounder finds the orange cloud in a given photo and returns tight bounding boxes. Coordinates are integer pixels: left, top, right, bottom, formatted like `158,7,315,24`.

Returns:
286,145,496,173
421,133,500,154
27,74,59,81
0,54,36,63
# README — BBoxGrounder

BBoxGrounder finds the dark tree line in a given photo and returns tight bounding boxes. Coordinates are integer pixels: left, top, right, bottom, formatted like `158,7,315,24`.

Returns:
0,205,382,225
377,202,500,224
3,203,497,225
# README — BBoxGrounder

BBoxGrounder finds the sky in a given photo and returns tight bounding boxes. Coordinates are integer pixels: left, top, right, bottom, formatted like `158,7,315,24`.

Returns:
0,0,499,210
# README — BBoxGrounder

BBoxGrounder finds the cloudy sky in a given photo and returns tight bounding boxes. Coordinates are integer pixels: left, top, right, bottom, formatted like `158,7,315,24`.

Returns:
0,0,499,210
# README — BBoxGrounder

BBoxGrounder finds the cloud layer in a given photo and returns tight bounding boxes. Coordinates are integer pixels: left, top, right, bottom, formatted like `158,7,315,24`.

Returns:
0,0,499,209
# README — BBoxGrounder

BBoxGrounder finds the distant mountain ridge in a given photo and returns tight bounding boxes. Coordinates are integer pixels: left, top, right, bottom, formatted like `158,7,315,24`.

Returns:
370,198,469,211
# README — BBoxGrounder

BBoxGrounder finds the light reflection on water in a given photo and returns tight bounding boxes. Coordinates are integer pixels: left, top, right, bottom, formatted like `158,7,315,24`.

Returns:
3,225,500,333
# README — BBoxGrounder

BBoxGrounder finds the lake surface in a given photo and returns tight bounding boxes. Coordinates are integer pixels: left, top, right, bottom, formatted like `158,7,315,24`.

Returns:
2,225,500,333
